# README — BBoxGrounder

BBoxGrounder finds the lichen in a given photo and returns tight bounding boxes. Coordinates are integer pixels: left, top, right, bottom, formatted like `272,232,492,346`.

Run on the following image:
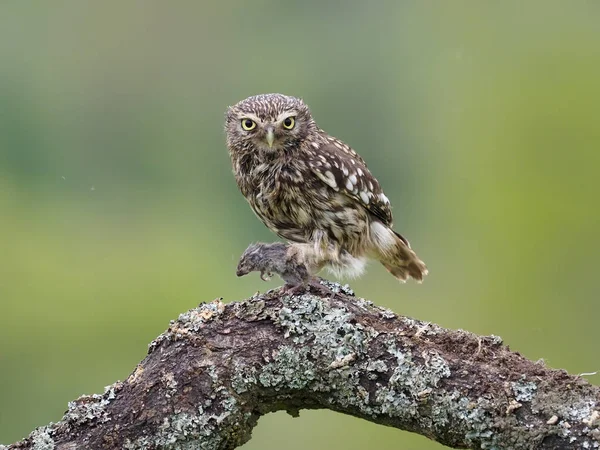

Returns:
149,299,226,354
377,306,397,319
122,386,241,449
316,279,354,296
364,342,452,422
148,331,171,353
530,379,599,440
236,286,458,433
259,346,316,389
63,382,122,426
120,347,252,450
386,342,451,395
234,298,266,321
276,293,372,362
488,334,504,345
229,288,397,419
175,299,225,333
375,385,416,417
511,379,538,402
251,287,457,432
366,360,388,373
30,426,55,450
429,389,463,428
231,365,258,394
565,400,597,422
429,392,514,449
162,372,178,398
459,398,501,449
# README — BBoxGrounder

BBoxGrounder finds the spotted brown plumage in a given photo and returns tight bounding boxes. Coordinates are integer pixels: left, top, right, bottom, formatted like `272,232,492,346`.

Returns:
225,93,427,282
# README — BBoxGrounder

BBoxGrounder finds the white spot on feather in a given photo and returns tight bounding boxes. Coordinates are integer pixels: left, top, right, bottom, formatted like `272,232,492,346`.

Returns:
360,191,370,204
315,170,339,191
349,174,357,185
345,179,354,191
379,193,390,204
370,221,396,251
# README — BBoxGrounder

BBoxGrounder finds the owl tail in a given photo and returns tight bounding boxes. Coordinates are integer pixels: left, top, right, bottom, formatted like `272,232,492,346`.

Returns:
370,221,428,283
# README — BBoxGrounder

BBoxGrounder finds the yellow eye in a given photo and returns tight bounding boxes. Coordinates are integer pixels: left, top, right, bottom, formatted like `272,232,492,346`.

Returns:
241,119,256,131
282,116,295,130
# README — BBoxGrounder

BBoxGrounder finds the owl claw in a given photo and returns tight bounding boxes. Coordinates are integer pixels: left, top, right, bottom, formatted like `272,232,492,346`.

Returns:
280,283,307,296
279,279,339,298
308,278,338,299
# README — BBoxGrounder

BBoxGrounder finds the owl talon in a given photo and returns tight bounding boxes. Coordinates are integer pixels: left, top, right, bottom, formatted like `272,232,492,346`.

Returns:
308,278,338,299
280,283,308,296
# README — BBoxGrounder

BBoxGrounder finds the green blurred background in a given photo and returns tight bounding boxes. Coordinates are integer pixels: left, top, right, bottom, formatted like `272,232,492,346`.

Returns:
1,1,599,448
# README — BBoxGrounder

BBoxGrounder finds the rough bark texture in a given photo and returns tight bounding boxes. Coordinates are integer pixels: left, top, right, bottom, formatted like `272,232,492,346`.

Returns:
3,281,599,450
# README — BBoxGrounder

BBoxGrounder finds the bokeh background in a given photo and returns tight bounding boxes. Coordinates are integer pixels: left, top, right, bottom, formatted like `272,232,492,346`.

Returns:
1,1,599,448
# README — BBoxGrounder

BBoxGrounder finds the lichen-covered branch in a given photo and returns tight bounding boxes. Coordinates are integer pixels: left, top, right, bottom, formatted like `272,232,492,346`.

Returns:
3,282,599,450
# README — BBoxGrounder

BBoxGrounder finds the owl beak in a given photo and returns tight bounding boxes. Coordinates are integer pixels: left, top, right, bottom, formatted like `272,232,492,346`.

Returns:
265,128,275,148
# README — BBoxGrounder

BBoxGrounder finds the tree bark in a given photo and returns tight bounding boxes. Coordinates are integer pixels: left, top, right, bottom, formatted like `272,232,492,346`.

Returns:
3,281,599,450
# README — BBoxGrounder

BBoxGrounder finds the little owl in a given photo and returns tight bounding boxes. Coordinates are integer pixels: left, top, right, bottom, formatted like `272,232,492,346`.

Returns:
225,93,427,283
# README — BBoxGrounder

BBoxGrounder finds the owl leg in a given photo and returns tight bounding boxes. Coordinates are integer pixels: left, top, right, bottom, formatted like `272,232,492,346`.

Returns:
323,251,368,279
287,242,327,276
281,242,339,297
291,239,367,281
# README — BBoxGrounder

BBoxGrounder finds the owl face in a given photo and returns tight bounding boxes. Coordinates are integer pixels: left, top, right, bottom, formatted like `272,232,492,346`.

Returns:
225,93,315,155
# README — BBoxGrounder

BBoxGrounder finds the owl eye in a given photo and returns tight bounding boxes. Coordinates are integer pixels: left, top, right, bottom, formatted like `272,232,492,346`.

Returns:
282,117,295,130
241,119,256,131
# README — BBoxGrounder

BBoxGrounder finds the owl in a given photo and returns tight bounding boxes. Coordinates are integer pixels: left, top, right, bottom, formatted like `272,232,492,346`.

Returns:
225,93,427,283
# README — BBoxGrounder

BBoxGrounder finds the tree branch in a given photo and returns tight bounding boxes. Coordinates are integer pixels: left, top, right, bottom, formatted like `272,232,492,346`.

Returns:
3,281,599,450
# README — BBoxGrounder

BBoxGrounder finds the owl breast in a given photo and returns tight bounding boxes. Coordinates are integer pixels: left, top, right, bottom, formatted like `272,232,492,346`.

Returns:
247,161,315,242
246,160,370,253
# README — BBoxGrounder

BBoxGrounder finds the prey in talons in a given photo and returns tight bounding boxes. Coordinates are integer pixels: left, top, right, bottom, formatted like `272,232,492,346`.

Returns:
236,242,339,298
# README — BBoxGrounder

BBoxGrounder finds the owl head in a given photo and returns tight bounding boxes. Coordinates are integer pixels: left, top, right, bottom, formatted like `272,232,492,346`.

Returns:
225,93,315,155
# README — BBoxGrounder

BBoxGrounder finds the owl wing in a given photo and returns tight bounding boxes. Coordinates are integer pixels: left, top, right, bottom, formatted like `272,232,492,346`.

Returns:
307,136,394,227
